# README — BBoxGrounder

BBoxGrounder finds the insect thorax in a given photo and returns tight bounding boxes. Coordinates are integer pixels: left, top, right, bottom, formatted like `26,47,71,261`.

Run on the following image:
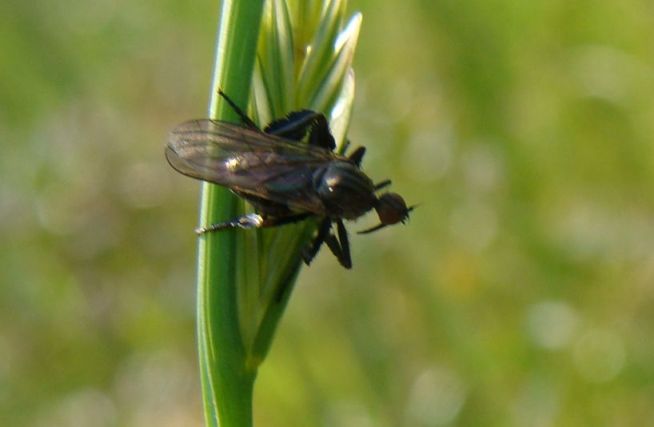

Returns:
314,161,376,219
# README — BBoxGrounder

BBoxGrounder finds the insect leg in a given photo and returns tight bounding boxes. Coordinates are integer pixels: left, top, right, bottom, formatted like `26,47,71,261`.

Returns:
335,219,352,269
262,107,337,151
301,218,332,265
195,213,265,234
217,89,259,130
374,179,392,191
320,219,352,269
195,212,311,234
348,146,366,167
306,114,336,151
265,110,336,151
324,232,351,269
265,110,321,141
258,212,313,227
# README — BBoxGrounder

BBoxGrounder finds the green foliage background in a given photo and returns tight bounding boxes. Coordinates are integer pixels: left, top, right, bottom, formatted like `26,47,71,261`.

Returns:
2,0,654,425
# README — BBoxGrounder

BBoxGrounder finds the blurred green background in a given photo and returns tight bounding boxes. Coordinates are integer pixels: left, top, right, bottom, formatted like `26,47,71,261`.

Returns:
2,0,654,426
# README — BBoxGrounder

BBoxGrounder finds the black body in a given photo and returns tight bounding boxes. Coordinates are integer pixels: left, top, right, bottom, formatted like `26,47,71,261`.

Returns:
166,91,411,268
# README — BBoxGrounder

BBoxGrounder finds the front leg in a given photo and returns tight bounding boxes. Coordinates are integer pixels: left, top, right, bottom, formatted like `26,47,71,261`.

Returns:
302,218,353,268
324,232,351,269
334,219,352,269
301,218,332,265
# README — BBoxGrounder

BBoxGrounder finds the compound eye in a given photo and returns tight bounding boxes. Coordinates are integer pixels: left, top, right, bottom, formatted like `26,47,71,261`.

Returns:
376,193,409,225
358,193,413,235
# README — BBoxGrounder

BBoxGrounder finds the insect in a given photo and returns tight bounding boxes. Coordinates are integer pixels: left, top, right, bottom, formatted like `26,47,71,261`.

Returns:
166,90,413,268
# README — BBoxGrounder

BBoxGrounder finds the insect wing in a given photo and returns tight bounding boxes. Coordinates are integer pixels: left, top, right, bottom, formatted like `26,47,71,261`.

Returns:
166,119,334,213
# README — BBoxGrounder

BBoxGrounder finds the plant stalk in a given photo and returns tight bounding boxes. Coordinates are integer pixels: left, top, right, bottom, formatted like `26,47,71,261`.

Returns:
196,1,265,426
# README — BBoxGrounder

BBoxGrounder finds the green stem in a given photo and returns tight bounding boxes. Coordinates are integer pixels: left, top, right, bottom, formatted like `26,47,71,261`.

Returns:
197,1,265,426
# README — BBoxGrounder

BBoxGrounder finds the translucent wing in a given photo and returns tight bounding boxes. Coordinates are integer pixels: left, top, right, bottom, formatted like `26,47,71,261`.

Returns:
166,119,339,214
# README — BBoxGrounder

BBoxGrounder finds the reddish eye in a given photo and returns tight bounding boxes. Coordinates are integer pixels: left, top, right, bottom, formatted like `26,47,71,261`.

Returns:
376,193,409,225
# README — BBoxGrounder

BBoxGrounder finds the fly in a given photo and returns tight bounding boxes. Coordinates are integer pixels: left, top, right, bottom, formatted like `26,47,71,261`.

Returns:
166,90,413,268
